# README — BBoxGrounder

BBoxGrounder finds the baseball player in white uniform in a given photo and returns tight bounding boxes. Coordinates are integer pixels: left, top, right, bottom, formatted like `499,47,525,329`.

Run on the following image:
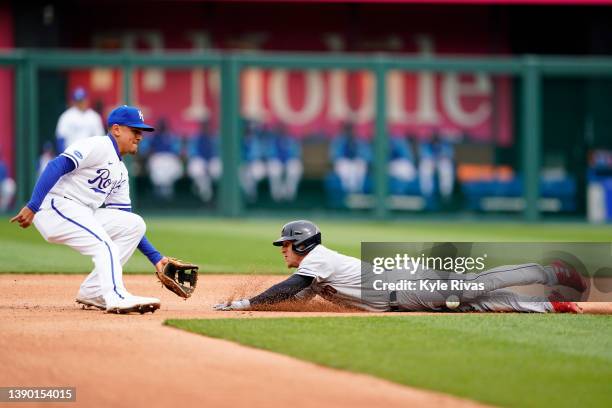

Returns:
55,87,105,152
12,105,168,314
215,220,586,314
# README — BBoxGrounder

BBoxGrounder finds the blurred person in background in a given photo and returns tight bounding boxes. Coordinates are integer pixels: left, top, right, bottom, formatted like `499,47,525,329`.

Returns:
265,123,303,202
330,123,372,194
389,132,417,193
139,118,183,200
240,119,267,202
55,87,104,152
38,141,55,177
0,146,16,211
186,121,222,202
419,131,455,200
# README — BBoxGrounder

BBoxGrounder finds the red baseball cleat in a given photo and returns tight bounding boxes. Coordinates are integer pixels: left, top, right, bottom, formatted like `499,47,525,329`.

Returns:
551,260,587,292
548,290,583,314
550,301,583,314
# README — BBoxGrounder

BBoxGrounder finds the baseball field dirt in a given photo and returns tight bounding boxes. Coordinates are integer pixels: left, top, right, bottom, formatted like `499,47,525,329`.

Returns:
0,274,490,408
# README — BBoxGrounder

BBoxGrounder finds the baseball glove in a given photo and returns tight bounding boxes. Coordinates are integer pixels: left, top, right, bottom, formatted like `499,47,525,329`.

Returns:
156,257,199,299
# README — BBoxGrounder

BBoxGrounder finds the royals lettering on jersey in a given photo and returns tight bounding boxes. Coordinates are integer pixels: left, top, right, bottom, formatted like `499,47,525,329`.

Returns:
51,135,132,210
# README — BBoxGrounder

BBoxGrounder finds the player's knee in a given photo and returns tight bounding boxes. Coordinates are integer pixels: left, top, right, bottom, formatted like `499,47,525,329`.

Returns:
94,240,119,258
130,214,147,237
106,240,120,255
119,212,146,238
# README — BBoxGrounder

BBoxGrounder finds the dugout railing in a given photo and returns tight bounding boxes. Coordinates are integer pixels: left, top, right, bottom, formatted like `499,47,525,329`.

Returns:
2,50,612,220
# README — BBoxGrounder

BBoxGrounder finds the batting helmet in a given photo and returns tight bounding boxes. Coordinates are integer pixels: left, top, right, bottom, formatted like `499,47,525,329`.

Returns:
272,220,321,255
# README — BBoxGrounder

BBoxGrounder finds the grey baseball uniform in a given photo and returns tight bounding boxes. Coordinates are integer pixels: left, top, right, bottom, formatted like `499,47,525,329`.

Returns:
291,245,556,312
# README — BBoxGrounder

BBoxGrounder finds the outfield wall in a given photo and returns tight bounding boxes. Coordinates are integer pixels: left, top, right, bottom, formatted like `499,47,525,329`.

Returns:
3,51,612,221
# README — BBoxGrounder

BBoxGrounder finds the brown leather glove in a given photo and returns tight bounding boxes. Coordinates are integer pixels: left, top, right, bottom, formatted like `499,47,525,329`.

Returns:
156,257,199,299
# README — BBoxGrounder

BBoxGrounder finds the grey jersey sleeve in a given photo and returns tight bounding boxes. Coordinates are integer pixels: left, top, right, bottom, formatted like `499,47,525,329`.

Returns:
249,274,315,306
295,248,334,281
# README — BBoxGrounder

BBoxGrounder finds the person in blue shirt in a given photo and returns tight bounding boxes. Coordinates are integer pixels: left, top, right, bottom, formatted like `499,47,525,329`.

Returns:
329,123,372,194
140,118,183,200
419,131,455,199
265,123,303,202
186,121,222,202
0,146,16,212
240,119,267,202
55,87,104,153
38,141,55,177
389,132,417,185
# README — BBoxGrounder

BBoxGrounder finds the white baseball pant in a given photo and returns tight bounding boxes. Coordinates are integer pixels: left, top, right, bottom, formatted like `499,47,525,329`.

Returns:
33,196,145,304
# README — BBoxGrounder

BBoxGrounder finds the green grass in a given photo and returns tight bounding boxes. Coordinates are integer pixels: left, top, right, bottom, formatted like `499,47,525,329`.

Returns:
2,216,612,273
167,315,612,407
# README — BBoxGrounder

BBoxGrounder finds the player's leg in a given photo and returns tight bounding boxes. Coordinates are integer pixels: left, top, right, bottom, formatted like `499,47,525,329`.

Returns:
464,289,582,313
333,158,352,192
94,208,146,266
459,289,553,313
240,160,266,201
207,157,222,201
394,264,559,311
0,177,16,211
208,157,222,181
419,157,434,196
187,157,212,201
33,197,128,304
352,159,367,193
336,159,367,194
389,159,416,182
266,159,284,202
148,153,167,198
285,159,303,200
148,153,183,199
395,286,554,313
251,160,266,183
433,263,558,302
91,208,160,313
240,163,256,200
471,263,556,289
437,158,454,198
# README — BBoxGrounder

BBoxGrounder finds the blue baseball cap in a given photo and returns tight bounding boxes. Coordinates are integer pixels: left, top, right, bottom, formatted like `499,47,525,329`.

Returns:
107,105,155,132
72,87,87,102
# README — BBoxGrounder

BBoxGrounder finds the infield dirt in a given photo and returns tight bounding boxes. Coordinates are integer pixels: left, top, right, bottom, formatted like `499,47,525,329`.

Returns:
0,274,495,408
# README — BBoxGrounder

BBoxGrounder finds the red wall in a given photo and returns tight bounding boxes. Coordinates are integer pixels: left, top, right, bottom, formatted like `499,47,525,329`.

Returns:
0,1,13,176
63,3,512,143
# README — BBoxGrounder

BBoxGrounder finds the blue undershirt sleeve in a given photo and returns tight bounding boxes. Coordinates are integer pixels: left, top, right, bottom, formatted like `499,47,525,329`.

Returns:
137,236,164,266
26,155,75,213
115,208,163,265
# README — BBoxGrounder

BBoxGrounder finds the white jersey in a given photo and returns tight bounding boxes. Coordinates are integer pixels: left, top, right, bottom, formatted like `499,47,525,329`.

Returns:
45,135,131,211
294,245,390,312
56,107,105,148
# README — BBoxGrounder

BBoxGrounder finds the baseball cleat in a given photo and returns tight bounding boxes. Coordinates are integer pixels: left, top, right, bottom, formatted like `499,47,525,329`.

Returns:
76,295,106,310
550,301,583,314
551,260,587,292
105,295,161,314
548,290,582,314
